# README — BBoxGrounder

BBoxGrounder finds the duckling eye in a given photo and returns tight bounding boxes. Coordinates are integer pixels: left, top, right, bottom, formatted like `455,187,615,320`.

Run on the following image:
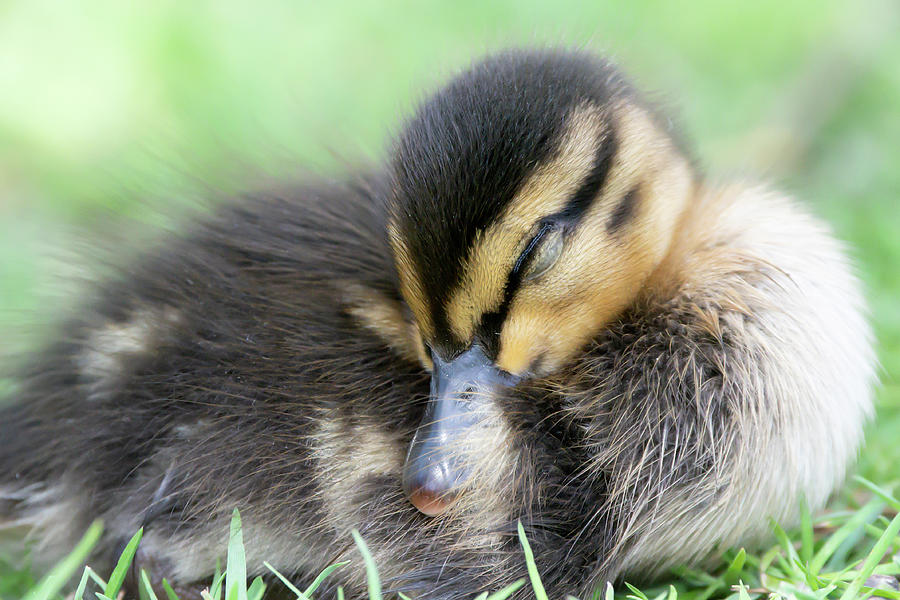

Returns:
520,223,565,283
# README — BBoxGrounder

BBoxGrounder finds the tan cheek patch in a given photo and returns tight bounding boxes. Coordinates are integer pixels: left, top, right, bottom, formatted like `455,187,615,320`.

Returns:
496,274,628,375
496,208,666,376
495,103,695,375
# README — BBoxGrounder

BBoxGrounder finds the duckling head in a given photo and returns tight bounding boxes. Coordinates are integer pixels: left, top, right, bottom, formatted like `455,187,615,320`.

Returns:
387,49,695,516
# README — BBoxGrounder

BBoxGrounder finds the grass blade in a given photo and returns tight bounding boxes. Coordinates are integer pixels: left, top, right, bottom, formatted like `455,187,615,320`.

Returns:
823,563,858,588
23,520,103,600
352,529,383,600
517,521,549,600
800,501,814,567
141,569,161,600
88,569,107,590
303,561,349,598
855,477,900,512
264,562,310,600
486,579,526,600
624,582,649,600
106,527,143,598
162,579,181,600
247,576,266,600
73,567,93,600
839,510,900,600
811,498,883,573
695,581,722,600
210,564,225,600
724,548,747,584
772,521,803,579
226,509,248,600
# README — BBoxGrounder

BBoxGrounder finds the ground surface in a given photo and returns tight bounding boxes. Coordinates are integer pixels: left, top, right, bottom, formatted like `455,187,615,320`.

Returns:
1,1,898,599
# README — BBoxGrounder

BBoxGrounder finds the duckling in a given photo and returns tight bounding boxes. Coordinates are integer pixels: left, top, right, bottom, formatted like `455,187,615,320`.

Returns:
0,48,875,600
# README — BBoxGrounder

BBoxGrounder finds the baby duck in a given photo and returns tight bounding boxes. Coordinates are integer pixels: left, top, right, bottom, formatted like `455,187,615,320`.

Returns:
0,49,875,599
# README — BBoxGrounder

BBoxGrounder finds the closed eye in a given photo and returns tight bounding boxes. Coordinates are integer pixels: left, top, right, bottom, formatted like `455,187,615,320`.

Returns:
515,222,565,283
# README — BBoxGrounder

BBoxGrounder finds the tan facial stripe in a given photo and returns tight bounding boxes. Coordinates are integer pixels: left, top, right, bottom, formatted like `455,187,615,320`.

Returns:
388,218,434,339
445,105,608,341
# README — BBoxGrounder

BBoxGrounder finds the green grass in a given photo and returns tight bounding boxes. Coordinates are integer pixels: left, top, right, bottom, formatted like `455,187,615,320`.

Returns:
1,0,899,598
6,488,900,600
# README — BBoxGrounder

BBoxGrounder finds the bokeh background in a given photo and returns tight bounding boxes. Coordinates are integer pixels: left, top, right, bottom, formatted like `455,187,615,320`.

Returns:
0,0,898,560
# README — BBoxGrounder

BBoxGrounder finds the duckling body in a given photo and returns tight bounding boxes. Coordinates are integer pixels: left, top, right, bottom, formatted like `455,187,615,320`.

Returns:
0,49,874,599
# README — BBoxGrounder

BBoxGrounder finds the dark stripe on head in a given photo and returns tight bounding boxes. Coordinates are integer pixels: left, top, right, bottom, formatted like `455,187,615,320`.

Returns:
554,126,618,226
607,185,640,233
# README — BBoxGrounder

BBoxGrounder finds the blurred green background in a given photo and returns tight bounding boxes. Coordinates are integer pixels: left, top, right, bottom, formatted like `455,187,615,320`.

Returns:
0,0,898,488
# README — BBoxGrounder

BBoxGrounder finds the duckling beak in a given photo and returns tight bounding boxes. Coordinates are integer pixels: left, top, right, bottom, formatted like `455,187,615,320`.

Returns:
402,345,519,516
